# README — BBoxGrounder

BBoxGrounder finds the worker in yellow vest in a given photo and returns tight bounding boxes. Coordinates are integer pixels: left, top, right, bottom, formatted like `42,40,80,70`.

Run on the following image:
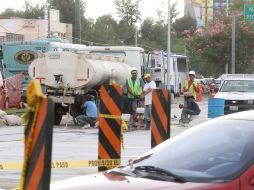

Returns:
126,68,144,122
179,70,201,125
183,70,199,100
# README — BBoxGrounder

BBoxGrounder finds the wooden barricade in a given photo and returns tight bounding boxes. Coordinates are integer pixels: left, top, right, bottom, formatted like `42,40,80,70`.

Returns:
19,80,54,190
98,84,122,171
151,88,171,148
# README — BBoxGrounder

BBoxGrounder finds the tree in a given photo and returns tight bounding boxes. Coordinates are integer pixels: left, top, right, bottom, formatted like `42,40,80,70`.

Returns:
114,0,141,26
186,5,254,76
116,20,136,45
91,15,120,45
155,2,178,24
0,1,45,19
173,16,196,37
22,0,46,19
47,0,86,42
0,8,23,18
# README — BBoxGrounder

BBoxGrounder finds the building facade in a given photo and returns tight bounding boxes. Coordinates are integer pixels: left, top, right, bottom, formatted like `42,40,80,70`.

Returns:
185,0,230,28
0,9,72,44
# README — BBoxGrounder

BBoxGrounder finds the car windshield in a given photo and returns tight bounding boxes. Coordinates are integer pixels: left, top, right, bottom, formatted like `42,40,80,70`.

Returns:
220,80,254,92
131,119,254,182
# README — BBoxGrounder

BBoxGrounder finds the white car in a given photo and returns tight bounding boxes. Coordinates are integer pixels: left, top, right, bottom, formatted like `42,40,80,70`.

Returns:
214,78,254,114
195,74,206,84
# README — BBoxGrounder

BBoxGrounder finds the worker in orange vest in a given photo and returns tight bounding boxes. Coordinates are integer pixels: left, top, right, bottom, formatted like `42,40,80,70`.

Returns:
196,82,203,102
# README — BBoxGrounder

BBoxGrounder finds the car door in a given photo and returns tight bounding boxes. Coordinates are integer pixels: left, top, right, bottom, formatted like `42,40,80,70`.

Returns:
240,164,254,190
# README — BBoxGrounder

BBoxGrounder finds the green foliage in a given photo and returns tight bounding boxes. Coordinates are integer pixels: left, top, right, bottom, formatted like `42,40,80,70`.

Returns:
91,15,120,45
47,0,86,41
139,18,167,50
0,0,186,54
117,21,136,45
186,2,254,76
114,0,141,26
0,0,45,19
173,16,196,37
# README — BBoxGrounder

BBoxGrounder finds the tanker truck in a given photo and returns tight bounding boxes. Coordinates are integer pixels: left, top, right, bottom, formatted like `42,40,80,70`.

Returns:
28,51,133,125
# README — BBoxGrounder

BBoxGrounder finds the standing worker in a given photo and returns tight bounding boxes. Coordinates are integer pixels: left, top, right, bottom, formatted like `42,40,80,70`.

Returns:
196,82,203,102
126,67,144,122
141,73,156,130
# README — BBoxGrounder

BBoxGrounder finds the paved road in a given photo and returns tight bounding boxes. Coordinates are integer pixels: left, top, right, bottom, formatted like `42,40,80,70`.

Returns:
0,96,209,189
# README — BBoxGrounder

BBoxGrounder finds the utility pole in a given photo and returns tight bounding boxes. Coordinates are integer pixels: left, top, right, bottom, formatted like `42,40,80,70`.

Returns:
48,7,50,38
167,0,171,89
231,14,236,74
134,26,138,46
205,0,208,27
225,0,229,73
75,0,81,44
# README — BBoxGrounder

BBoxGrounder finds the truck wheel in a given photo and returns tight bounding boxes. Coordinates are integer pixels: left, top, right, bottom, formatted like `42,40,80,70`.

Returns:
55,113,62,125
54,104,64,125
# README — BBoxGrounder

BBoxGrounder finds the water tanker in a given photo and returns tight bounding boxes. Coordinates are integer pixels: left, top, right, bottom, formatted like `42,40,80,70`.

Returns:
29,51,130,89
29,51,132,125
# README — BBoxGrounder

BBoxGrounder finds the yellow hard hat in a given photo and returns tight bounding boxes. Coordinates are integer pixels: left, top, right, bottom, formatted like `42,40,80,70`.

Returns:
144,73,151,78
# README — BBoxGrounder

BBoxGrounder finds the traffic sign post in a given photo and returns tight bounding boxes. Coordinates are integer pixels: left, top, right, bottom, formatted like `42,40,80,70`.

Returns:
244,5,254,21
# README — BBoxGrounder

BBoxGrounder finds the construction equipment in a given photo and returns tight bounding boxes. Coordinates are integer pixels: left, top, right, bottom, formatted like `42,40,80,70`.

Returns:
28,51,134,125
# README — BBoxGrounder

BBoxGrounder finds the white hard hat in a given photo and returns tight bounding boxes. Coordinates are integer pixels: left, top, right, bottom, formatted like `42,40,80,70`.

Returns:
130,67,138,73
189,70,196,75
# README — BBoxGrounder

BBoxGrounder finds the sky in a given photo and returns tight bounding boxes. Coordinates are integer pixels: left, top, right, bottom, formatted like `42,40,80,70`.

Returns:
0,0,184,21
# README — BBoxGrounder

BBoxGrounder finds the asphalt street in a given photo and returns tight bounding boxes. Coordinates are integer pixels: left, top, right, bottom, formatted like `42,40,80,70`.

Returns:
0,96,209,189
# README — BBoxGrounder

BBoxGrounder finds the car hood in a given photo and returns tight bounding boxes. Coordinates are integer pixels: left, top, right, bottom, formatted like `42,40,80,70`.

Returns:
215,92,254,100
51,172,223,190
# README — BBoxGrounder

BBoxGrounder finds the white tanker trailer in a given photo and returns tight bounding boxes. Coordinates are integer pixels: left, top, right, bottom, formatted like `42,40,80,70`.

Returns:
29,51,132,125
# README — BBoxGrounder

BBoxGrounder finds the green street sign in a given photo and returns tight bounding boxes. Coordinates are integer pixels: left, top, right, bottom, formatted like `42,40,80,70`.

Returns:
244,5,254,21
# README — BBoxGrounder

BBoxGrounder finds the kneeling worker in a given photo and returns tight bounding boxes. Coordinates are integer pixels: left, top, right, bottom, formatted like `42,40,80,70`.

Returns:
76,94,98,128
179,92,201,124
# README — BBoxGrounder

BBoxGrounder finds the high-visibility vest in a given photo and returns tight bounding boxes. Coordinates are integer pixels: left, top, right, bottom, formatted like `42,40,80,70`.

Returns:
184,80,198,99
196,83,203,102
127,78,142,98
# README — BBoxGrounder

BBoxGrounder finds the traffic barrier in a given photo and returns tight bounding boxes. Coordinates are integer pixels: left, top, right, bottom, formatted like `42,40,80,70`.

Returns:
0,73,23,109
19,80,54,190
208,98,225,118
98,84,122,171
0,159,121,170
151,88,171,148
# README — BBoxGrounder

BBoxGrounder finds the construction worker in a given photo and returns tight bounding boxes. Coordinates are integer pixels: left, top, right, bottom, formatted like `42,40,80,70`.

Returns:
179,70,201,124
196,82,203,102
210,83,216,98
75,94,98,129
179,92,201,124
183,70,199,100
141,73,156,130
126,67,144,122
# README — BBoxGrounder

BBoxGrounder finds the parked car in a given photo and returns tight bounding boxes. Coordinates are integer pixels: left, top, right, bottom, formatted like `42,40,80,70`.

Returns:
214,77,254,114
51,110,254,190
